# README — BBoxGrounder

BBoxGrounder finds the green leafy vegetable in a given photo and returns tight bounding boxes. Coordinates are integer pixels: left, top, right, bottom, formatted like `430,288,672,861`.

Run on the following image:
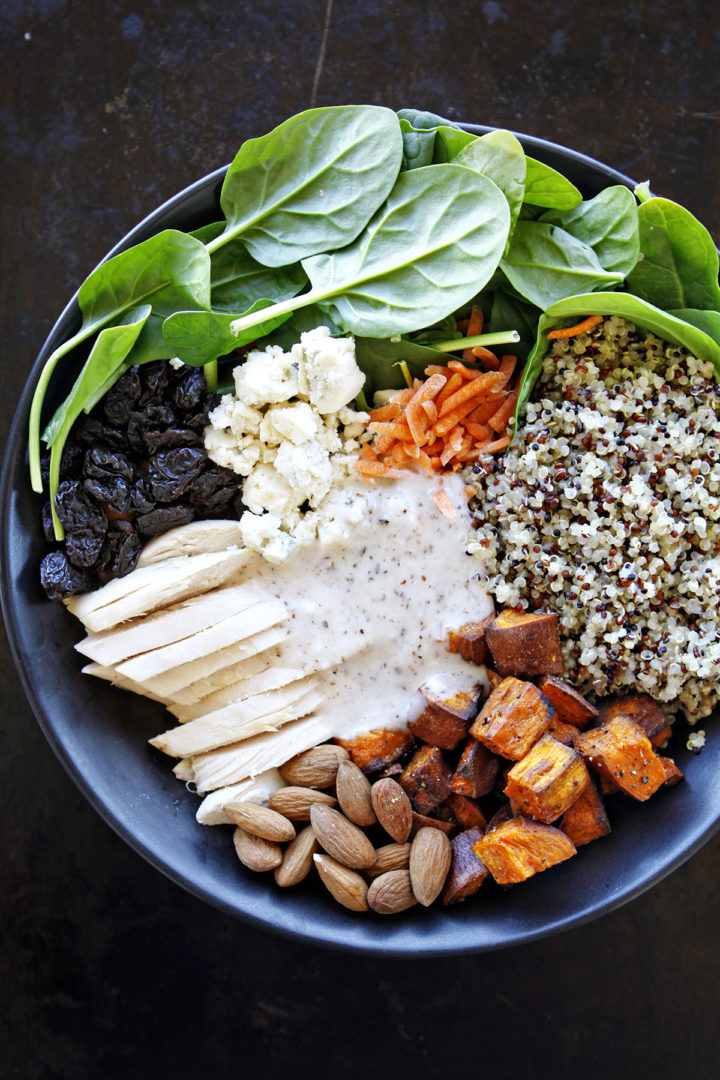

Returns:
501,221,624,309
487,288,539,360
161,301,294,367
539,186,640,276
453,130,526,243
626,197,720,311
523,156,582,210
192,221,307,311
396,109,461,169
668,308,720,345
225,164,511,340
432,126,476,162
353,337,450,394
207,105,404,266
261,306,343,350
46,305,152,538
29,229,211,491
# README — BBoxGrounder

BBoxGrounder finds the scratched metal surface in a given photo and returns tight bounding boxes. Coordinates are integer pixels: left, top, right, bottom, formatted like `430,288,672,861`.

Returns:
1,1,719,1076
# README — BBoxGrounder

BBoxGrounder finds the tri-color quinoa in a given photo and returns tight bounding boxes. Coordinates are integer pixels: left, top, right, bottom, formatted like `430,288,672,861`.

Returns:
466,316,720,722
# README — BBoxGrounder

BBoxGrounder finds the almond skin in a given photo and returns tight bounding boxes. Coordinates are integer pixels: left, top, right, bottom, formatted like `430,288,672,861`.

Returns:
269,786,337,821
336,759,377,826
274,825,318,888
314,854,369,911
409,826,452,906
310,804,377,869
224,801,295,842
232,827,283,872
279,744,349,789
371,777,413,843
367,869,417,914
364,842,412,880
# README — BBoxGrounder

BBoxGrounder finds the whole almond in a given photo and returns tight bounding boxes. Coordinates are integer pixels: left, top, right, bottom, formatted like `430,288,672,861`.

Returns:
314,854,369,911
336,759,377,826
269,786,336,820
367,869,417,914
371,778,413,843
364,842,411,880
232,827,283,872
409,826,452,906
223,801,295,842
279,744,349,789
310,804,377,869
274,825,318,888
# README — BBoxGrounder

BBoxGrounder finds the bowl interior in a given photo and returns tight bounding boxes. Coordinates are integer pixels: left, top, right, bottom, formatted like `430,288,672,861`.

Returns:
2,127,718,956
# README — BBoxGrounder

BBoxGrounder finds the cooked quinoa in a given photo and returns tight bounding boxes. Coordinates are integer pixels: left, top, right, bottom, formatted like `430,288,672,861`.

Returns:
466,315,720,721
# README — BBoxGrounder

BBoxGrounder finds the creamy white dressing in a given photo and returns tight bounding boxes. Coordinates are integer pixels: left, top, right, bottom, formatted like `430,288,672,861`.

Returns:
232,471,493,739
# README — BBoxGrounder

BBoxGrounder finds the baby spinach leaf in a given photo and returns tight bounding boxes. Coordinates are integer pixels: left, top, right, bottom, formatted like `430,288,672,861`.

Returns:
190,221,225,243
209,105,403,267
303,164,511,337
626,197,720,311
45,305,152,538
668,308,720,345
454,130,526,243
162,301,295,368
487,288,539,361
398,119,437,171
523,156,582,210
396,108,459,130
354,336,449,394
209,241,307,312
29,229,211,491
512,312,554,435
500,221,624,310
547,292,720,374
226,165,511,340
432,126,477,162
540,186,640,276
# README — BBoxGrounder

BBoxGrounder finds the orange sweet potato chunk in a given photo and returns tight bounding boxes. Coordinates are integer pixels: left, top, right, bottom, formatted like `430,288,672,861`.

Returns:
450,737,499,798
470,677,553,760
485,609,564,678
447,615,493,666
441,827,490,905
504,733,590,824
547,715,580,746
399,745,452,814
560,779,611,848
334,728,414,773
575,716,666,801
658,756,684,787
537,676,598,729
446,793,487,831
409,678,482,750
409,811,456,838
473,817,576,884
596,694,668,742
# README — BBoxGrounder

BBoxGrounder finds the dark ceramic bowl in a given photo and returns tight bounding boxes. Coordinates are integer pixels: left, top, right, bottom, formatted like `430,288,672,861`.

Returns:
2,126,719,956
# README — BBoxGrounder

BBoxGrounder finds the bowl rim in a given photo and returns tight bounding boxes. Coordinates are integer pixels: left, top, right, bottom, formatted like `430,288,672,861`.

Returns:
3,123,719,956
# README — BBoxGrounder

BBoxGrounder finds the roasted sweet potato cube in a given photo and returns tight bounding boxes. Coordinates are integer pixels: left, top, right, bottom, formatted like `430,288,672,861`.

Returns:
537,676,598,729
599,774,620,796
658,756,684,787
450,737,499,798
560,779,611,848
441,827,489,905
485,804,513,832
473,817,576,884
486,667,502,691
575,716,666,801
334,728,414,773
597,694,668,742
547,715,579,746
447,615,493,666
504,734,590,823
408,677,482,750
470,677,553,760
485,609,564,678
651,725,673,749
446,793,487,831
409,811,456,838
399,745,452,814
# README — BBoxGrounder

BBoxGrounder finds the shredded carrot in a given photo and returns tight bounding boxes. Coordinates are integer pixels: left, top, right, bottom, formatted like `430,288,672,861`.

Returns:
466,392,507,425
462,306,485,363
465,421,491,441
477,433,512,454
355,459,390,476
405,402,429,446
408,372,446,406
389,387,415,403
421,400,438,424
471,346,500,369
431,488,457,517
435,372,464,410
438,370,507,418
546,315,603,340
488,390,519,433
447,359,482,380
499,354,517,380
456,318,470,335
368,402,402,422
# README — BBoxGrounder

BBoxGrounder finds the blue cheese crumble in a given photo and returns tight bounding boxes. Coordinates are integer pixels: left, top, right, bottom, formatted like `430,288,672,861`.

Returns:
204,327,368,561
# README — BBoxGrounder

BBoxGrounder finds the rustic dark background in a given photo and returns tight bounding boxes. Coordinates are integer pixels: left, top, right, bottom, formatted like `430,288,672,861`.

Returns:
1,1,719,1077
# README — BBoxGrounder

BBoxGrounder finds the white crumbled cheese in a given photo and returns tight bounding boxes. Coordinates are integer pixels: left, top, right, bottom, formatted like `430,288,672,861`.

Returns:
205,327,369,559
295,327,365,412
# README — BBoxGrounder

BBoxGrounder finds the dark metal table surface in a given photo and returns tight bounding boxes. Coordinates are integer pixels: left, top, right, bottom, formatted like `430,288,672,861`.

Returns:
1,2,718,1077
